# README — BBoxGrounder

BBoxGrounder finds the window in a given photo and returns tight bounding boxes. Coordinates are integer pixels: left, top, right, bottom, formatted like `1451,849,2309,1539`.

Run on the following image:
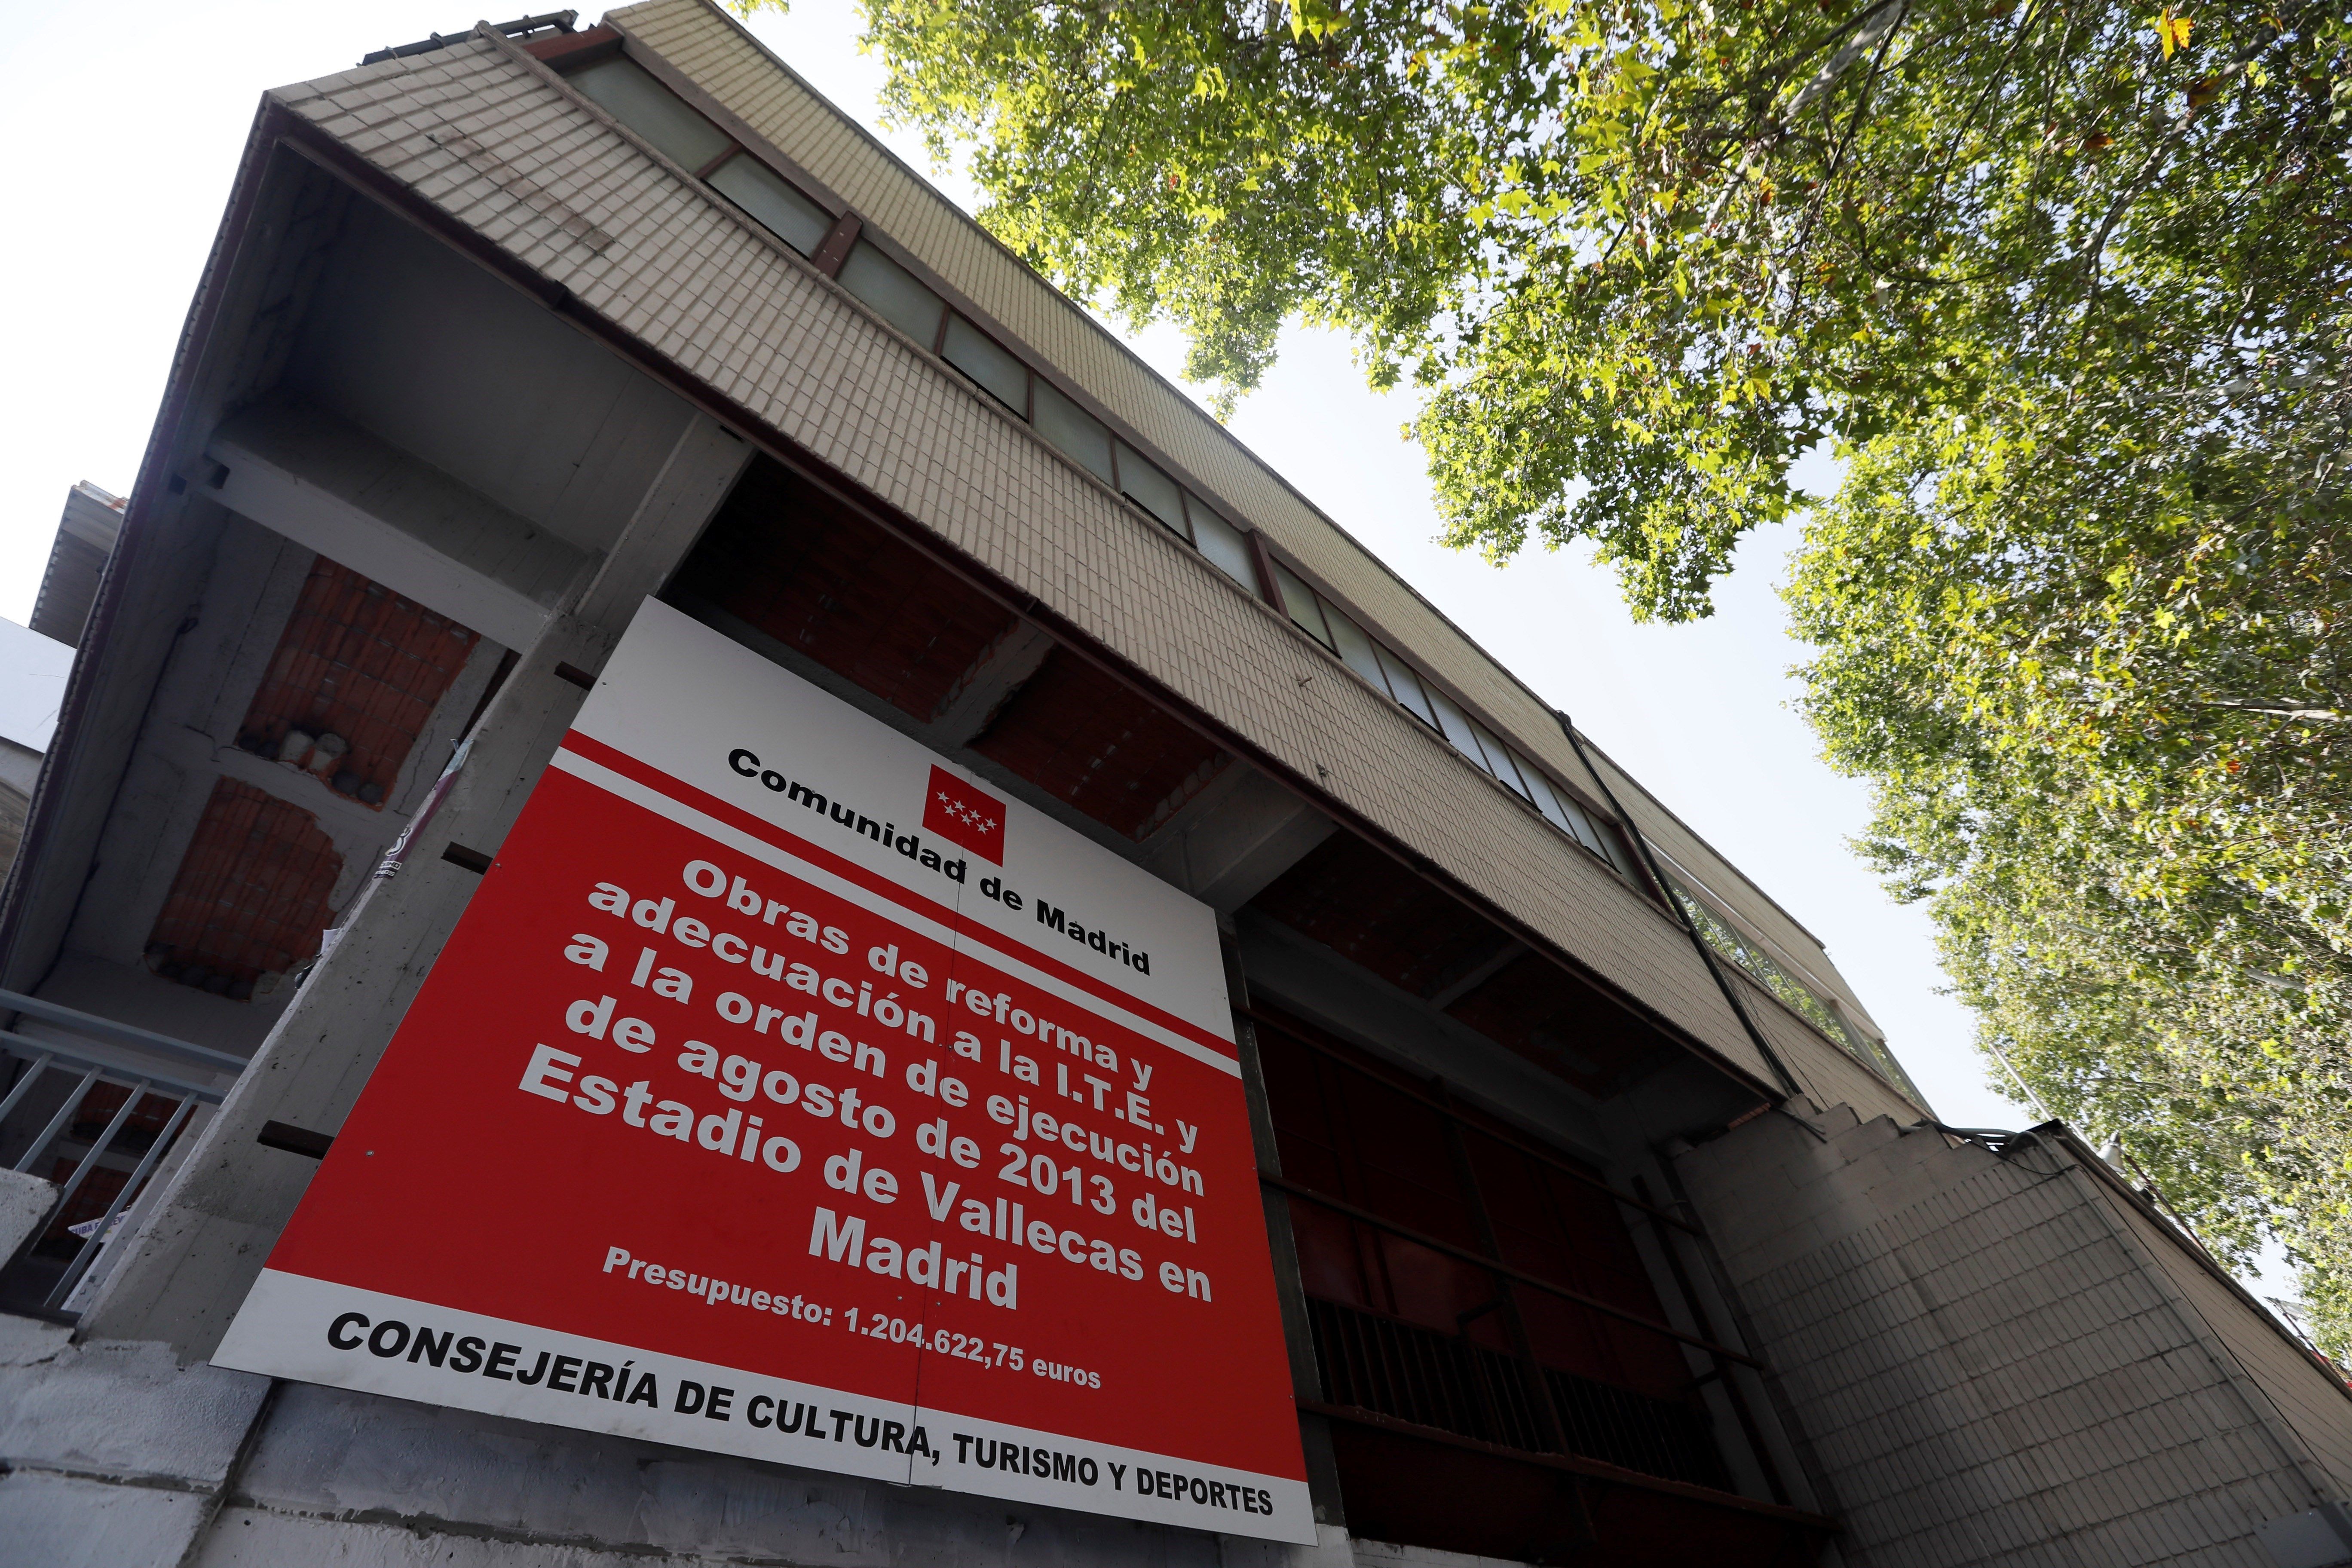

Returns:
1519,760,1605,854
704,156,830,254
1186,499,1256,590
569,57,732,171
1537,772,1636,876
563,52,831,257
942,315,1028,415
1592,816,1638,878
1271,562,1333,649
1670,880,1922,1095
1321,602,1390,690
1264,557,1637,875
839,241,946,346
556,47,1280,606
1423,686,1488,766
1031,379,1114,482
1469,719,1531,800
1115,442,1187,536
1374,643,1441,728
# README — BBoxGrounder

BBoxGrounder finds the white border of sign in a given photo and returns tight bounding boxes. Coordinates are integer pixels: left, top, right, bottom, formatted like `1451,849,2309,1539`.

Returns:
211,602,1311,1544
218,1269,1316,1540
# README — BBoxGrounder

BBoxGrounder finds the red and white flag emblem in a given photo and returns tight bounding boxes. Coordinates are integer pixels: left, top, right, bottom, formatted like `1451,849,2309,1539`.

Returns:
922,765,1005,864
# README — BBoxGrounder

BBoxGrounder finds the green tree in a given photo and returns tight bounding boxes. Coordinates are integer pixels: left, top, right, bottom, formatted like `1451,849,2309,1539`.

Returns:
869,0,2348,608
859,0,2352,1347
1786,406,2352,1345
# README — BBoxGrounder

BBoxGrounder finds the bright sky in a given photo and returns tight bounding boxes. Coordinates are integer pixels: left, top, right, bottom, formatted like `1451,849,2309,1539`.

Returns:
0,0,2023,1143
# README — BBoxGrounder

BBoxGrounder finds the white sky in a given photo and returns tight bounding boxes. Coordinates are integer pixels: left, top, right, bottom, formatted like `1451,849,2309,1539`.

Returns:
0,620,73,754
0,0,2077,1152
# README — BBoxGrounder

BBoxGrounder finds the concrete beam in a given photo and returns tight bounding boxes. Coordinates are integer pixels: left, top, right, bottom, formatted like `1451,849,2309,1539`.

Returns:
925,622,1057,748
573,417,751,635
1424,940,1528,1011
1140,767,1335,914
206,401,591,651
1234,912,1612,1171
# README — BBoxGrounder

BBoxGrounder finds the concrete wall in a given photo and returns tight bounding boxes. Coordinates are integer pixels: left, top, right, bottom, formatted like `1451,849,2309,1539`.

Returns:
46,513,505,1051
0,1302,1405,1568
0,1313,269,1568
0,1170,56,1260
1675,1106,2350,1567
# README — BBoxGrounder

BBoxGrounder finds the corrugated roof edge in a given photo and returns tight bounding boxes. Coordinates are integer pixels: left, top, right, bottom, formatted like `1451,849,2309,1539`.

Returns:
600,3,1702,846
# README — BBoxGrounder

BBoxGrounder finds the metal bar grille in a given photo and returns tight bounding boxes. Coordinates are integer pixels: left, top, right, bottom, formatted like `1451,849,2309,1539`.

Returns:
0,1025,226,1316
1265,1170,1761,1367
1307,1295,1725,1490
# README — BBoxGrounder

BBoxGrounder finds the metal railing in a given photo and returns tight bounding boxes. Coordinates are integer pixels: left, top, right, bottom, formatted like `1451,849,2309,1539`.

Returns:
0,990,238,1315
1307,1296,1728,1489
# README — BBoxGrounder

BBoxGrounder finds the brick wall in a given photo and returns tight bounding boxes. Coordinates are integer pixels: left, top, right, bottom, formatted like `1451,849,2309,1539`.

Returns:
236,556,480,806
144,778,343,995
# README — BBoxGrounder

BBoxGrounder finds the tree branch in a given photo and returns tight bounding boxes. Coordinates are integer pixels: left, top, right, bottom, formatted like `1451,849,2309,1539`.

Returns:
2196,700,2352,724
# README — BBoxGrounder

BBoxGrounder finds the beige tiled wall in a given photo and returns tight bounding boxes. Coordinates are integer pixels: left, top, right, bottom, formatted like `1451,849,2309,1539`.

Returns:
2100,1184,2352,1499
602,0,1878,1039
268,36,1783,1091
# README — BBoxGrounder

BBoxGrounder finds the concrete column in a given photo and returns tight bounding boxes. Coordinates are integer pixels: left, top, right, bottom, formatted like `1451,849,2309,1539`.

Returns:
80,417,750,1357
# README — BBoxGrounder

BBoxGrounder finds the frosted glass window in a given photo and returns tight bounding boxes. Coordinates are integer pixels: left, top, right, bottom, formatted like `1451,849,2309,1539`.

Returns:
1424,687,1487,766
1186,498,1256,588
942,315,1029,415
1322,603,1390,690
1595,820,1638,878
1471,721,1533,799
1116,442,1187,535
1375,644,1439,728
1524,766,1577,835
705,156,830,255
1032,380,1113,481
1272,564,1332,648
570,58,732,172
1522,764,1606,854
839,241,945,346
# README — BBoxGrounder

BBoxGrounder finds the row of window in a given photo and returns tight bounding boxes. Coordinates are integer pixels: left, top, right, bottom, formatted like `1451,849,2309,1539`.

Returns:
1669,883,1921,1094
564,53,1264,597
565,41,1920,1096
562,48,1635,883
1266,560,1634,874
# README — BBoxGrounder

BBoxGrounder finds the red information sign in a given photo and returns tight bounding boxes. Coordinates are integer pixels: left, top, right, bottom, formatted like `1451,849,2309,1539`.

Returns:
214,601,1312,1541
